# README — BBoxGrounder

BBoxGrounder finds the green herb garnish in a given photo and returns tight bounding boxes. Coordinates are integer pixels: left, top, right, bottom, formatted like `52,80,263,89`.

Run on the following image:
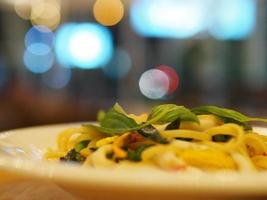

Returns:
212,135,232,142
60,149,85,162
165,119,180,130
74,140,90,152
85,105,142,135
86,104,267,144
147,104,199,124
127,145,151,162
86,103,199,136
97,110,106,122
138,124,168,144
191,105,267,126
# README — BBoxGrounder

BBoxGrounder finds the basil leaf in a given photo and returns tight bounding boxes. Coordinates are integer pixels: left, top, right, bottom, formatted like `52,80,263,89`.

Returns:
100,107,139,130
97,110,106,122
147,104,199,124
85,105,142,135
191,105,267,124
113,103,127,115
220,117,252,131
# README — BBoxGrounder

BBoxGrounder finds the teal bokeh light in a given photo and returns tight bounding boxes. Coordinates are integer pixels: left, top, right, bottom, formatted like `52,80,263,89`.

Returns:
55,23,113,69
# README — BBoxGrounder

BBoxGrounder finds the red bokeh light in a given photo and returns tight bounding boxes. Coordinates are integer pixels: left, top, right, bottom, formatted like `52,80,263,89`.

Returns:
157,65,179,95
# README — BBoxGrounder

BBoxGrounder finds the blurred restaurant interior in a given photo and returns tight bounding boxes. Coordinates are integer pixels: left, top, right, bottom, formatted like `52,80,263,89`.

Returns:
0,0,266,131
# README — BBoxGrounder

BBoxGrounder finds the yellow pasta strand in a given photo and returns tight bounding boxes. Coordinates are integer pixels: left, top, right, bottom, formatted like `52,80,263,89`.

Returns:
243,133,267,156
252,155,267,170
161,129,211,141
179,149,236,170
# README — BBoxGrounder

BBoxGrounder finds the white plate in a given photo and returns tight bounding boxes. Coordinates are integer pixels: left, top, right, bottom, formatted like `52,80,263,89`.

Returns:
0,124,267,200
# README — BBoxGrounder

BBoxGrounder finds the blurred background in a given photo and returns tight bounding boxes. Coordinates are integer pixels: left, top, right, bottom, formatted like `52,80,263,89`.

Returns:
0,0,266,131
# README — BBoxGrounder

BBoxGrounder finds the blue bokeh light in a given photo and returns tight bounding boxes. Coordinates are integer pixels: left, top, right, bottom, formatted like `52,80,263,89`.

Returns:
209,0,256,40
55,23,113,69
23,49,54,73
42,65,72,89
27,43,51,56
130,0,208,39
103,48,131,79
25,25,54,49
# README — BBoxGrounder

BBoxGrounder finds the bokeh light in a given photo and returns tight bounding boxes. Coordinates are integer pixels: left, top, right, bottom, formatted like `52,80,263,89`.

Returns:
68,29,102,66
27,43,51,55
31,0,61,30
23,49,54,73
93,0,124,26
14,0,32,20
130,0,208,39
209,0,256,40
139,69,169,99
157,65,179,95
103,48,131,79
14,0,61,30
42,65,71,89
55,23,113,69
24,25,54,73
54,23,75,68
25,25,54,48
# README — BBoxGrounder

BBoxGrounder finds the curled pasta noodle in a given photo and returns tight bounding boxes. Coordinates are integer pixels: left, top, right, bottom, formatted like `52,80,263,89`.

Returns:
202,124,244,152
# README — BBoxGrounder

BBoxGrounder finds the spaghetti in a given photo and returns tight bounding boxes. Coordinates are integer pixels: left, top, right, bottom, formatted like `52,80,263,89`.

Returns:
45,104,267,172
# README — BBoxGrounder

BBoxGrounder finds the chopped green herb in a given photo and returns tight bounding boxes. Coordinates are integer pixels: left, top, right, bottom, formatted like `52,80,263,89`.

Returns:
74,140,90,152
212,135,232,142
138,124,168,144
127,145,151,162
60,149,85,163
165,119,180,130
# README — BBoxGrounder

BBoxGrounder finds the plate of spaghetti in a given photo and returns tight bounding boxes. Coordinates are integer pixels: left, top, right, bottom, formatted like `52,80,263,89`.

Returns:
1,103,267,200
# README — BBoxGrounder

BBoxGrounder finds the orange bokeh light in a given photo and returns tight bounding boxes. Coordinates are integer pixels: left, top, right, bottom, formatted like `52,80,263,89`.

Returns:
93,0,124,26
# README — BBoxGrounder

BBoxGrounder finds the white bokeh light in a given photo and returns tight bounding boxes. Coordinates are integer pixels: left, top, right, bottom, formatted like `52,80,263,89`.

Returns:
139,69,170,99
69,31,102,62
